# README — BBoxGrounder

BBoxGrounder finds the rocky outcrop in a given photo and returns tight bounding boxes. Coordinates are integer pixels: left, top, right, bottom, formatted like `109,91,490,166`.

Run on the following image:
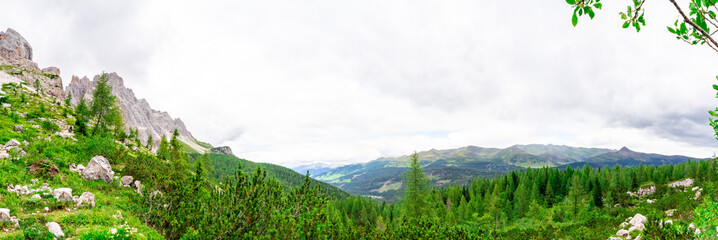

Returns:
211,146,234,155
5,139,20,148
0,28,32,60
0,29,64,99
65,72,204,152
82,156,115,184
668,178,693,188
46,222,65,238
0,208,19,228
636,186,655,196
69,163,86,174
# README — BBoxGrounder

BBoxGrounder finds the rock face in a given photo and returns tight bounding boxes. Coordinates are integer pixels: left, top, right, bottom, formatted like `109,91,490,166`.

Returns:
46,222,65,238
0,29,64,99
211,146,234,155
83,156,115,184
65,73,204,152
0,28,32,60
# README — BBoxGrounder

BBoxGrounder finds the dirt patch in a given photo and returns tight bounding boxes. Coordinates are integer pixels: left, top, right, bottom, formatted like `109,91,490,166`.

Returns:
28,159,60,178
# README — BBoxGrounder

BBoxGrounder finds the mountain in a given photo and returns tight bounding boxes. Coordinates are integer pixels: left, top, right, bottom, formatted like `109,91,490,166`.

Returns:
561,146,699,169
314,144,698,202
292,163,339,177
0,28,65,99
65,73,208,153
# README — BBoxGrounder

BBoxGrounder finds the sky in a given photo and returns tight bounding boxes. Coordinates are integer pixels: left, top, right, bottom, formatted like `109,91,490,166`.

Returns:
1,0,717,167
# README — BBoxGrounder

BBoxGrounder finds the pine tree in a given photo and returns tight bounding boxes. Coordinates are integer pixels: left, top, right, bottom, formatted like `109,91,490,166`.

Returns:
592,177,603,208
401,152,430,221
90,73,123,136
567,175,585,219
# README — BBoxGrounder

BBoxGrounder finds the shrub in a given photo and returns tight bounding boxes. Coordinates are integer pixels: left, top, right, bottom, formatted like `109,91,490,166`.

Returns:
41,120,59,132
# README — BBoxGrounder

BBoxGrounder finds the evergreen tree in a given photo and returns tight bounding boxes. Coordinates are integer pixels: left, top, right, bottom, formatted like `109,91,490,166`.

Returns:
90,73,123,136
592,177,603,208
401,152,430,221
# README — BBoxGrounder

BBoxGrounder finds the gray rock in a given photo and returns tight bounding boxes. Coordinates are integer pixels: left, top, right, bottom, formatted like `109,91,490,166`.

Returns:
83,156,114,184
636,186,655,196
0,28,32,60
617,229,629,236
121,176,134,187
13,125,22,132
65,73,204,152
5,139,20,148
52,188,73,202
46,222,64,238
0,208,10,222
31,194,40,200
77,192,95,207
668,178,694,188
211,146,234,155
134,180,142,193
629,213,647,231
665,209,675,217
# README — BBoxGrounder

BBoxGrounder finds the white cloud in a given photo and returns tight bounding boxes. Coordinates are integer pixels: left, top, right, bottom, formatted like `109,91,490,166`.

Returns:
2,0,716,167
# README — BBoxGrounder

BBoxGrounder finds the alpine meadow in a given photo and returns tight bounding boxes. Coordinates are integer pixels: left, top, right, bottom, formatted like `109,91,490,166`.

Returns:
1,1,718,240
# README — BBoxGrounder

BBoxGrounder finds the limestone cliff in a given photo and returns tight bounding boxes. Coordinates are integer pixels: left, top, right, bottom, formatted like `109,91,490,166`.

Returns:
0,28,64,99
66,73,207,152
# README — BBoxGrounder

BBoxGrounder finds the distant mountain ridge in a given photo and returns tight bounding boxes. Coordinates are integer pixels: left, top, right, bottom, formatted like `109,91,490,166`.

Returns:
312,144,701,201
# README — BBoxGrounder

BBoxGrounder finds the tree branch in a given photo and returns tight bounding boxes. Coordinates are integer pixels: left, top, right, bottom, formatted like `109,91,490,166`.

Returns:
669,0,718,52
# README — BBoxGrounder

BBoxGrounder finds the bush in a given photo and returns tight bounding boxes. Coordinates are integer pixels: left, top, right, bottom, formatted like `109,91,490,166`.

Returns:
40,120,59,132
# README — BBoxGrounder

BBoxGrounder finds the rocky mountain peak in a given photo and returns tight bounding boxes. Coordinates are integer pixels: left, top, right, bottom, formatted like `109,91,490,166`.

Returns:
0,28,32,60
66,72,206,153
211,146,234,155
618,146,633,154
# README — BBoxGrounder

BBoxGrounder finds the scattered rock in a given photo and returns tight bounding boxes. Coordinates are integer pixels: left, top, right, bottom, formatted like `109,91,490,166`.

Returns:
69,163,85,174
627,213,647,232
13,125,22,132
668,178,694,188
665,209,675,217
0,150,9,159
626,191,638,197
82,156,115,184
31,194,40,200
636,186,655,196
694,191,701,200
77,192,95,207
54,131,75,139
46,222,64,238
646,199,654,204
4,139,20,148
134,180,142,193
52,188,73,202
121,176,134,187
617,229,629,236
692,186,699,191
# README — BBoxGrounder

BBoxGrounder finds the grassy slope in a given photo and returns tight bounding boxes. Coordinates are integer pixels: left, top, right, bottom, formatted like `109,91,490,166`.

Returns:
0,82,162,239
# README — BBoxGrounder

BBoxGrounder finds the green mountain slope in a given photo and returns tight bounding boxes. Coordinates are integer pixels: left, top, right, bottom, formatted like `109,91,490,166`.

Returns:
188,153,349,198
315,144,699,202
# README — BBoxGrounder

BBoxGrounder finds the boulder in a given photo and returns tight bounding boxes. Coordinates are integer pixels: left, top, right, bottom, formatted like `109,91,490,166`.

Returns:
0,208,10,222
82,156,114,184
5,139,20,148
665,209,675,217
0,150,9,159
617,229,629,236
668,178,694,188
134,180,142,193
619,222,629,228
646,199,654,204
77,192,95,207
13,125,22,132
31,194,40,199
52,188,73,202
694,191,701,200
46,222,64,238
121,176,134,187
629,213,647,231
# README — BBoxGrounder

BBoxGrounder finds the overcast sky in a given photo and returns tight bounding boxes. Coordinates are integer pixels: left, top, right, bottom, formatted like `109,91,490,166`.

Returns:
2,1,717,167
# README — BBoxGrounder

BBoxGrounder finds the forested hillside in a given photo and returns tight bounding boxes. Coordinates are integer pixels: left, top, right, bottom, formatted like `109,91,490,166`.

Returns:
315,145,699,202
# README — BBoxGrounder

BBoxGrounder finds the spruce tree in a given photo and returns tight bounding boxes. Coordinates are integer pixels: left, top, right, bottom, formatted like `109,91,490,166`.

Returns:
90,73,123,136
401,152,430,221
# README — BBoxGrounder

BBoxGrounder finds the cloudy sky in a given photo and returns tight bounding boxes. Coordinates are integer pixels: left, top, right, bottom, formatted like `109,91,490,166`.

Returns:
2,1,716,167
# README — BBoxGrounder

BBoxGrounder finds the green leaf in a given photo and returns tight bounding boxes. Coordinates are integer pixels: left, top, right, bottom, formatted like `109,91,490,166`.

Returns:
712,84,718,90
710,110,718,117
680,22,687,33
594,3,603,9
668,27,677,34
623,21,630,28
587,8,596,19
566,0,576,4
572,13,578,27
